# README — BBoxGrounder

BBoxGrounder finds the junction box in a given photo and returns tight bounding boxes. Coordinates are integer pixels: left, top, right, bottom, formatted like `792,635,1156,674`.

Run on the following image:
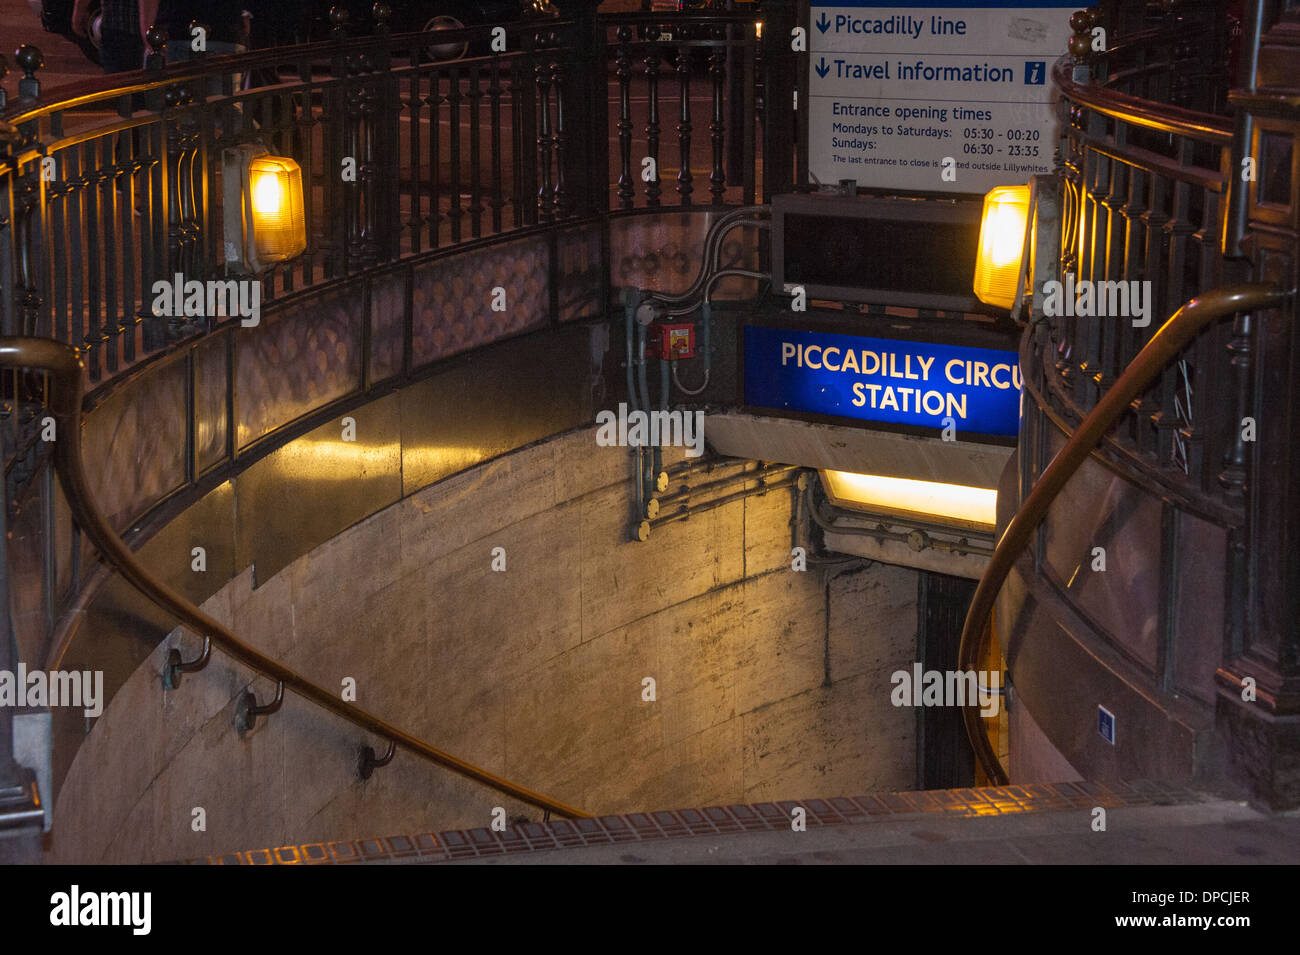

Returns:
647,322,696,360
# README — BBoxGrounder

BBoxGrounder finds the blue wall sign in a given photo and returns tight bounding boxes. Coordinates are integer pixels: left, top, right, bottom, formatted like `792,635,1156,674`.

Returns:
744,326,1022,437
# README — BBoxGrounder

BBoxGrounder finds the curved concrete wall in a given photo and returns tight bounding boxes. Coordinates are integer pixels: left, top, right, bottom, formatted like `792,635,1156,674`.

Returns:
48,428,920,863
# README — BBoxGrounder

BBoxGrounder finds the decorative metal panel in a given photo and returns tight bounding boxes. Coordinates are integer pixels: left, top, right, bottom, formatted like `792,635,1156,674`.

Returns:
410,236,550,369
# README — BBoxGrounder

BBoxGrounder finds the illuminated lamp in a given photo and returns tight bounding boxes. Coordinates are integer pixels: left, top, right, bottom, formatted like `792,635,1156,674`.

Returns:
820,469,997,530
972,184,1031,310
223,144,306,274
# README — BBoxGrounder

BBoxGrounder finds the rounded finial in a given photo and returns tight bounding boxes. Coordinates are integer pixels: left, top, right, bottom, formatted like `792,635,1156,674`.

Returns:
146,26,167,53
14,44,44,76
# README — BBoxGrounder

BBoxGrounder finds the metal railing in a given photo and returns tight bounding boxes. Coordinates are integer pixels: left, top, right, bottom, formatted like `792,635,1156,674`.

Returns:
0,334,590,818
0,4,781,828
0,6,771,384
1052,52,1238,504
959,282,1291,784
956,1,1299,783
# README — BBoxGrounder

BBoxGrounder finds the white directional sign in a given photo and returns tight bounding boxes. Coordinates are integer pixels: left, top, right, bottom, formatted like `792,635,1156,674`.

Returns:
807,1,1078,194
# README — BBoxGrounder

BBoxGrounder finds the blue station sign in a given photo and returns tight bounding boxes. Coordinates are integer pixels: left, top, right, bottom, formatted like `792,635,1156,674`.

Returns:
744,326,1022,437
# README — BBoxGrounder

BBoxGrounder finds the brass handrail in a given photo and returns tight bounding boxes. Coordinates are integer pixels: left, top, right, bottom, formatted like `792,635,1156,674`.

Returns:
0,338,589,820
1051,57,1233,144
957,283,1292,785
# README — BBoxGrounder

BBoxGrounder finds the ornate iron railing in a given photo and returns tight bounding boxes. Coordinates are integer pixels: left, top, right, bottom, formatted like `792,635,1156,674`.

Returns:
961,3,1300,795
1048,43,1239,513
0,4,781,834
0,6,771,385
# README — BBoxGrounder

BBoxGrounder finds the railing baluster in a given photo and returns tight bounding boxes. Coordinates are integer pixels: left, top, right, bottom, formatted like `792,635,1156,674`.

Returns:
296,61,318,286
615,26,634,209
470,62,483,238
1218,310,1252,496
145,119,166,350
535,51,553,223
44,153,66,347
64,146,94,377
120,120,139,365
552,54,568,220
709,41,725,204
644,45,661,208
1097,132,1126,396
741,30,755,206
448,63,463,242
1117,160,1145,441
85,139,107,373
676,41,693,205
431,66,445,243
407,68,423,254
361,52,383,268
1158,141,1195,465
511,40,535,229
489,55,504,233
101,134,121,374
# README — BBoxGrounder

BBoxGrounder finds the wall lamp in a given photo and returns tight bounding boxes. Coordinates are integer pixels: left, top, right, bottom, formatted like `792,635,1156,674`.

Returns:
972,184,1031,310
223,144,306,275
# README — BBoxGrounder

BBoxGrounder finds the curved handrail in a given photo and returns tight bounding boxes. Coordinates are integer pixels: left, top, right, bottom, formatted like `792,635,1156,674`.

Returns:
0,337,589,820
1051,56,1232,144
0,9,763,128
957,283,1293,785
0,19,565,126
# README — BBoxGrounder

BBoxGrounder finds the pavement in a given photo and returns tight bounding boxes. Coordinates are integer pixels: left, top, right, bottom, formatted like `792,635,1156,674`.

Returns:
464,798,1300,865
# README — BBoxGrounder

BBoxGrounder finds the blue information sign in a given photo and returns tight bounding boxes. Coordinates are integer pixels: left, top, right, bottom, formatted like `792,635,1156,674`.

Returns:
744,326,1022,437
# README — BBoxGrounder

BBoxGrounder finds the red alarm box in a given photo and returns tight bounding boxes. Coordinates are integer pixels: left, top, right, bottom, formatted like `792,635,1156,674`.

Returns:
647,322,696,360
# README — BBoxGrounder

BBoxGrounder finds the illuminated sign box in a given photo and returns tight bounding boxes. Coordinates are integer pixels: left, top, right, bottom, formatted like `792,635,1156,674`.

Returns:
744,325,1021,438
771,193,986,312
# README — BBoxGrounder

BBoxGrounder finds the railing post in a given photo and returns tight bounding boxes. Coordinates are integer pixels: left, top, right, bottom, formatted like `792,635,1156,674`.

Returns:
0,470,42,855
552,0,606,219
514,30,539,226
6,49,44,343
327,6,353,276
1214,141,1300,802
1,55,18,340
614,25,634,209
371,2,400,263
674,36,693,206
708,37,725,205
644,43,662,208
760,0,796,200
535,40,555,222
159,85,198,349
14,45,41,103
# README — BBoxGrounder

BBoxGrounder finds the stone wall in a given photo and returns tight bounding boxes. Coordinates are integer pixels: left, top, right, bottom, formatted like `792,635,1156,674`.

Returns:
49,428,919,863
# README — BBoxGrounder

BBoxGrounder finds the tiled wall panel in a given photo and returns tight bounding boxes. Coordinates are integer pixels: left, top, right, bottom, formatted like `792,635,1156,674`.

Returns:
411,235,550,367
235,285,363,449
